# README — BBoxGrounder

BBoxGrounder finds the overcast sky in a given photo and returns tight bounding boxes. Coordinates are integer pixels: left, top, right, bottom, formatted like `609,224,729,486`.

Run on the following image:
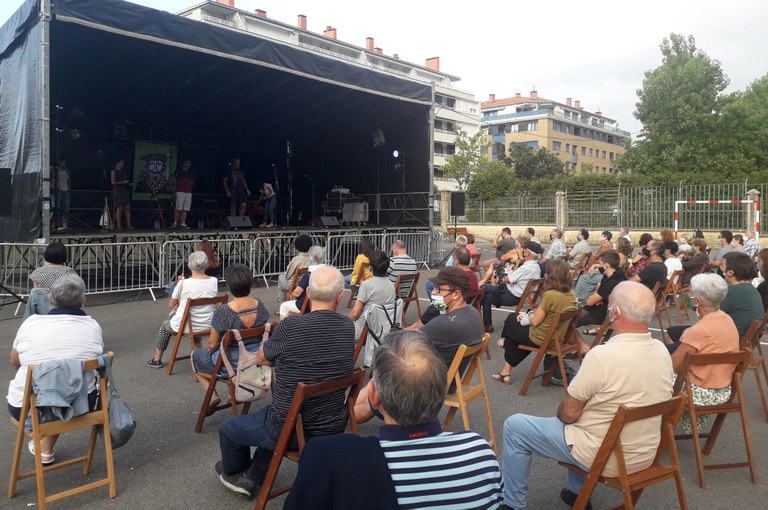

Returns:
2,0,768,136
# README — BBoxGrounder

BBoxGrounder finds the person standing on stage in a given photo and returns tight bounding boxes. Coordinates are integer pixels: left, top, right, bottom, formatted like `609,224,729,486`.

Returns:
111,158,134,230
171,158,196,229
259,183,277,227
222,158,251,217
52,158,71,231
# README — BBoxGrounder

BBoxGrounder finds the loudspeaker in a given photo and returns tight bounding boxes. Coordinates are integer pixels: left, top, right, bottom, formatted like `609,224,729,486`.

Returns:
226,216,253,229
320,215,340,227
0,169,11,216
450,192,465,217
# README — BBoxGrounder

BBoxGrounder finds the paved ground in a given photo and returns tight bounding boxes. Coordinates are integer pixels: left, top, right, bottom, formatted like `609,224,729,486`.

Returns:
0,239,766,509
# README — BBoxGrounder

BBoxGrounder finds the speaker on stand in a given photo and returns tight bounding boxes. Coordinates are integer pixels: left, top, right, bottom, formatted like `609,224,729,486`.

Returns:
450,192,465,240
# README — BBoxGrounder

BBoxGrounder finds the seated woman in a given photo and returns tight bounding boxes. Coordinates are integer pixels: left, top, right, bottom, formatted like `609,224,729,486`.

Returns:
8,274,104,465
190,264,269,408
670,273,740,433
615,237,633,269
755,248,768,311
147,251,219,368
344,240,374,289
465,233,479,257
349,250,396,337
681,238,709,285
625,233,654,278
171,239,222,294
29,241,76,289
573,231,615,302
279,245,325,320
492,258,584,384
578,251,626,332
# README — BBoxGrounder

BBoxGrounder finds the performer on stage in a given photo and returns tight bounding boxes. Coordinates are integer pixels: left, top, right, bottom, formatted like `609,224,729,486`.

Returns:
171,158,196,229
222,158,251,217
111,158,134,230
259,182,276,227
51,158,71,231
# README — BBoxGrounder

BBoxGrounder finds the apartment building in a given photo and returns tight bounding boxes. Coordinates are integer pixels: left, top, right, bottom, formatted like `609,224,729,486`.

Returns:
177,1,481,191
481,91,630,174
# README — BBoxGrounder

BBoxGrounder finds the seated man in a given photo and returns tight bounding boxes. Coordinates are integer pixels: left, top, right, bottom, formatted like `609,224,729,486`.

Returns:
277,234,312,304
540,229,567,273
578,251,626,331
629,239,667,291
445,234,468,267
278,245,325,320
482,227,516,270
418,248,478,326
286,330,503,510
482,241,543,333
215,265,355,498
501,282,673,509
426,237,472,296
387,239,418,285
567,229,592,270
7,274,104,465
709,229,734,268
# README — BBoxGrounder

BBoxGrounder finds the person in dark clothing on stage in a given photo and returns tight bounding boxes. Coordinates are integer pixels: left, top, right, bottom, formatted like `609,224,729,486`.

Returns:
171,158,196,229
222,158,251,217
111,158,134,230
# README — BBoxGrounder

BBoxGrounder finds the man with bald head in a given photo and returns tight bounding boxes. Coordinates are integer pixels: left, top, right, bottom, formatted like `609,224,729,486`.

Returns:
500,282,673,510
215,265,356,498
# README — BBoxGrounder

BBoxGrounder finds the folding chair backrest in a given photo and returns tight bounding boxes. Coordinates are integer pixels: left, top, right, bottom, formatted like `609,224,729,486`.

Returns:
445,334,492,388
394,272,419,299
540,308,582,349
470,253,481,271
465,288,485,316
739,319,763,351
673,350,750,398
514,278,544,313
180,295,229,337
288,267,309,296
352,262,369,287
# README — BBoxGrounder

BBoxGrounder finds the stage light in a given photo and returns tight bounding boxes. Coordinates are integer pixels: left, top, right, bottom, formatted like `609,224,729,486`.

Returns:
392,150,399,158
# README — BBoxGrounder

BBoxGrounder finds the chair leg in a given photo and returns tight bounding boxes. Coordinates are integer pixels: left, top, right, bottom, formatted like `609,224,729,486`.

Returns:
701,413,727,456
32,433,47,510
195,377,218,433
460,402,471,431
753,367,768,422
166,332,184,375
689,409,707,489
442,407,459,431
482,389,496,453
83,425,98,475
8,421,26,497
518,348,547,396
736,386,758,484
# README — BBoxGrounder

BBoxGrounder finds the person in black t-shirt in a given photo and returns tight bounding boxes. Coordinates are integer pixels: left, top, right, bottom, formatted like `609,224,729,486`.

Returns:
630,240,667,291
578,251,627,330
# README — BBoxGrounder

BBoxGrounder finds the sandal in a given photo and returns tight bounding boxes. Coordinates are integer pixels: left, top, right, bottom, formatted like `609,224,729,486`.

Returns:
492,373,512,385
582,328,599,335
497,338,505,349
28,440,55,465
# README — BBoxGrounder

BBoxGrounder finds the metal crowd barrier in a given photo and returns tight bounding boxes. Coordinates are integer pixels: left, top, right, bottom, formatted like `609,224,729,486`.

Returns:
160,238,253,287
429,230,446,266
253,234,329,288
327,233,386,271
383,231,432,268
0,242,46,301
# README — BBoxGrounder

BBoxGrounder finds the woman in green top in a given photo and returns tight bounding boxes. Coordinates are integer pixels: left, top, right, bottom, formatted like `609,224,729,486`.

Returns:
492,259,580,384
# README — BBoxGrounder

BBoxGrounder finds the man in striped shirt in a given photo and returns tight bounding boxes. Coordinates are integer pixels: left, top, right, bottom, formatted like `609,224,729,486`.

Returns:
388,239,418,284
285,330,503,510
215,265,355,499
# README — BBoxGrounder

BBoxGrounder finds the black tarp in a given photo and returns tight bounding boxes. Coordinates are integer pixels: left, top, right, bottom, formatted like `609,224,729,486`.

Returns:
0,0,433,241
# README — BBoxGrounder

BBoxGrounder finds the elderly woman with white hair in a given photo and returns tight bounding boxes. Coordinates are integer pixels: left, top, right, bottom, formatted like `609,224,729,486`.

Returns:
279,245,325,320
147,251,219,368
669,273,740,432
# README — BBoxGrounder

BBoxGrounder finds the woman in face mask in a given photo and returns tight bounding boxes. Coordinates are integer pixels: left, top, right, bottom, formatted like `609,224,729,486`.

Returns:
624,233,654,279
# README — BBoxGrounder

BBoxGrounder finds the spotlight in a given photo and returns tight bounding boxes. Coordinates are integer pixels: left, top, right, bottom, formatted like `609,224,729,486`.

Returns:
392,150,399,158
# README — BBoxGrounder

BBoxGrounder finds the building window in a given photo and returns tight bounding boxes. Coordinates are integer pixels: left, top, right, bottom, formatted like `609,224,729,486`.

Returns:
565,143,570,153
602,150,607,159
433,167,445,178
589,148,594,157
572,145,577,155
609,152,614,161
552,141,562,151
581,146,586,156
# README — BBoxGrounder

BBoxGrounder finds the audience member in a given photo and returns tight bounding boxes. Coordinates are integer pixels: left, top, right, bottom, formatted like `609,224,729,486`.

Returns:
710,229,734,268
191,265,269,408
277,234,312,304
178,239,222,281
681,238,709,285
349,251,396,336
417,248,479,327
624,233,654,278
500,282,673,510
279,246,325,320
482,227,516,270
659,228,675,244
629,239,667,290
215,265,355,498
147,251,219,368
387,240,418,284
573,231,614,302
664,241,683,280
541,229,567,268
465,233,480,256
668,274,739,433
345,240,374,288
744,230,759,259
29,242,76,289
567,229,591,270
445,235,468,267
527,227,541,245
493,259,581,385
755,248,768,311
578,251,626,331
7,274,104,465
619,226,631,243
615,237,633,269
732,234,746,253
482,242,542,333
286,331,503,509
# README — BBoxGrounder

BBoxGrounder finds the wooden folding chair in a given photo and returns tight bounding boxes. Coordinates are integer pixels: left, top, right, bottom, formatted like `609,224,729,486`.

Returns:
287,267,309,297
9,353,117,510
559,395,688,510
513,278,545,314
254,367,366,510
570,252,591,284
442,334,496,453
590,317,614,349
288,295,311,317
167,295,228,375
518,308,582,396
346,262,369,308
465,288,489,359
748,313,768,422
673,350,756,489
647,281,669,343
470,253,482,279
394,273,421,327
194,324,276,433
666,269,690,322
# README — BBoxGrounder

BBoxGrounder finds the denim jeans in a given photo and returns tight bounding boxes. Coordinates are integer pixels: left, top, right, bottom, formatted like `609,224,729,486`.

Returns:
264,195,277,224
502,414,589,509
219,406,297,484
425,279,435,300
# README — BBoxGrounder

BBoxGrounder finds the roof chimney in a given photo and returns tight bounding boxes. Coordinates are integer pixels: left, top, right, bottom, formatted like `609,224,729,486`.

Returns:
393,53,399,60
566,97,572,107
515,92,521,98
218,0,235,6
254,9,267,17
425,57,440,71
297,14,307,30
595,109,602,117
530,90,538,99
323,26,337,39
575,100,581,109
366,37,374,51
489,93,496,102
374,47,383,54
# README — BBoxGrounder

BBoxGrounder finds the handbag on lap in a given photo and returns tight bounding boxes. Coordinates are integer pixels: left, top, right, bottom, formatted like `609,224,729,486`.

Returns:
219,324,272,402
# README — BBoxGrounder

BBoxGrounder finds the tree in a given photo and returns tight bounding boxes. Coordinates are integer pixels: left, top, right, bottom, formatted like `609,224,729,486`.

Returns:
440,128,488,190
498,145,565,181
722,73,768,173
465,159,517,200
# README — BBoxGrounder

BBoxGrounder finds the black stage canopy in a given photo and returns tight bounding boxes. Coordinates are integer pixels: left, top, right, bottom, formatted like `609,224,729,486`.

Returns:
0,0,433,241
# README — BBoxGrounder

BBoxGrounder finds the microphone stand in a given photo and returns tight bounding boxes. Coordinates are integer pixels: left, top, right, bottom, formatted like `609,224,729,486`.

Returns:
272,163,283,228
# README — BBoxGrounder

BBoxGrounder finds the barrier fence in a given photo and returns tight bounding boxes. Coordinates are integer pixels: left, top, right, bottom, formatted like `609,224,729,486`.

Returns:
0,229,444,302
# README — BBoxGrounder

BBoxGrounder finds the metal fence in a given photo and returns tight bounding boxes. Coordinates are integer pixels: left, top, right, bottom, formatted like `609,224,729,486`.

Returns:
383,232,433,268
465,196,556,225
326,233,385,271
253,234,329,287
68,241,162,297
159,238,253,287
0,243,46,298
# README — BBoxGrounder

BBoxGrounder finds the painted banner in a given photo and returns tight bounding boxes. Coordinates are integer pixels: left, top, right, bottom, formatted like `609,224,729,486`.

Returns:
131,141,177,201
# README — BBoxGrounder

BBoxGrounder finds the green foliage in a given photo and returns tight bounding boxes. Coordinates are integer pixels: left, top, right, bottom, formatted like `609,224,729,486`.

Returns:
499,145,566,181
465,159,516,199
440,128,488,190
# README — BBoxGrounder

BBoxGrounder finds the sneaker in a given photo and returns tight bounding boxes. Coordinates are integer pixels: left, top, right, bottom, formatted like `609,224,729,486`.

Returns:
146,359,163,369
560,488,592,510
170,223,178,229
28,440,55,465
219,471,256,498
180,223,190,229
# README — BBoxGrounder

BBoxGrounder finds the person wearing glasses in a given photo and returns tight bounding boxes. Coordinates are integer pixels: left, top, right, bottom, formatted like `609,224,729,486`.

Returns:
710,229,734,269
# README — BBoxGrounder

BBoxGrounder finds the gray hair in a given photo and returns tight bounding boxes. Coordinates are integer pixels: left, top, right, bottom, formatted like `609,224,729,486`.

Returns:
455,235,468,248
308,245,326,265
372,330,447,428
689,273,728,309
308,265,343,302
391,240,406,251
552,228,563,239
188,251,209,272
609,281,656,324
51,273,86,308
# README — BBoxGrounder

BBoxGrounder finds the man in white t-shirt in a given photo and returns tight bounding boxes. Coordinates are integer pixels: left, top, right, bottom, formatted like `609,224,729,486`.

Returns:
7,274,104,465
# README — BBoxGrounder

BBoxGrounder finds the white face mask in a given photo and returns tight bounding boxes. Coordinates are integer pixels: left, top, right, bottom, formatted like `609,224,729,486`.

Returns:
432,295,447,314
